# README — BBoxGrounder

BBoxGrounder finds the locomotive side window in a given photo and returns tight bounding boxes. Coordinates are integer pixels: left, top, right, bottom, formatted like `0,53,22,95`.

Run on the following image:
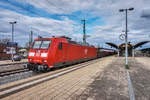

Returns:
40,40,51,49
58,42,62,50
32,41,42,49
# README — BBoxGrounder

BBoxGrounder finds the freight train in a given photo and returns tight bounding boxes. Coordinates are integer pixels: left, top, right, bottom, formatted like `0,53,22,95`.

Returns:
25,36,116,71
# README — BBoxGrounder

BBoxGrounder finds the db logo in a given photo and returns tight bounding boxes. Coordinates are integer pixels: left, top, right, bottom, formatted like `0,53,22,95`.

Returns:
84,49,88,55
36,50,40,57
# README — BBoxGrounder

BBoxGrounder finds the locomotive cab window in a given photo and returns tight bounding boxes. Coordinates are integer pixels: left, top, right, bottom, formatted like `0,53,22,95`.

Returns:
32,40,51,49
40,40,51,49
32,41,42,49
58,42,63,50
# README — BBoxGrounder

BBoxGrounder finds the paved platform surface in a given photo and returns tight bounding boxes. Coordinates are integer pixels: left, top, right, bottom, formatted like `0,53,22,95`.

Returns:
1,56,150,100
129,57,150,100
78,57,129,100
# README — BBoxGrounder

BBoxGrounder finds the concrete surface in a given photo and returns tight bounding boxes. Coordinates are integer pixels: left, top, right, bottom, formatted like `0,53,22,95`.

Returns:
1,56,150,100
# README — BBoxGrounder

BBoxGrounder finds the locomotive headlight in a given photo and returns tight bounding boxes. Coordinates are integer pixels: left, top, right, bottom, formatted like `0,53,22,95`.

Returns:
29,59,33,61
43,60,47,62
41,53,48,57
29,52,35,56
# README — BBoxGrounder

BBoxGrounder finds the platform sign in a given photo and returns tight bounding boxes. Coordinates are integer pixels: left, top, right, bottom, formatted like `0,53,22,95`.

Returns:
10,47,16,54
6,47,16,54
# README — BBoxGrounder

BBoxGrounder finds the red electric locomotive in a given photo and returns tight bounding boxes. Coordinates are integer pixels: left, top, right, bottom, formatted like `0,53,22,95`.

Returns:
26,36,97,71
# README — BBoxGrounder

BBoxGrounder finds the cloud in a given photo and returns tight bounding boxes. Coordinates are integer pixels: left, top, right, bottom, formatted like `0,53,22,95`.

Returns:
0,0,150,48
141,8,150,18
0,7,81,46
27,0,98,14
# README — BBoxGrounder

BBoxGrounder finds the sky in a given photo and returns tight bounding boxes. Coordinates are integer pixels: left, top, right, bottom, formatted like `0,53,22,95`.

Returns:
0,0,150,49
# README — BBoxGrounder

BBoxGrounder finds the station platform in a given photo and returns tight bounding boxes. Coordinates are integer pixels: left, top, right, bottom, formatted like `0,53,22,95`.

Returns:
0,59,27,66
1,56,150,100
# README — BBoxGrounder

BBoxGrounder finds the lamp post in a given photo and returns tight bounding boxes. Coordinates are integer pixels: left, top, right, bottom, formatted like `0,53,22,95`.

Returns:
119,8,134,69
9,21,17,62
9,21,17,43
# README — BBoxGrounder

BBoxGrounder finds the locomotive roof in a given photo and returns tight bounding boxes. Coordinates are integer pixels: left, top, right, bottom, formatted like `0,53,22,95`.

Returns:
34,37,95,47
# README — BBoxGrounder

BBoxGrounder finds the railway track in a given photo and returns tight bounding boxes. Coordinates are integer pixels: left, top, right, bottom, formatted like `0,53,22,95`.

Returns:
0,63,27,74
0,62,27,67
0,58,101,99
0,68,29,77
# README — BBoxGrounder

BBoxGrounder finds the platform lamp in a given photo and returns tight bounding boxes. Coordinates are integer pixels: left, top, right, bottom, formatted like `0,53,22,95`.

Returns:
119,8,134,69
9,21,17,62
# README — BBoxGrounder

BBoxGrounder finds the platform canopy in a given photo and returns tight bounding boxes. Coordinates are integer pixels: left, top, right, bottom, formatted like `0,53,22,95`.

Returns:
133,41,150,49
106,42,118,49
106,41,150,50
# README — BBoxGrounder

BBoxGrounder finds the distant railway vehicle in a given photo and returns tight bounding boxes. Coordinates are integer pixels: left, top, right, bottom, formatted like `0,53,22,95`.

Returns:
26,36,116,71
97,48,117,57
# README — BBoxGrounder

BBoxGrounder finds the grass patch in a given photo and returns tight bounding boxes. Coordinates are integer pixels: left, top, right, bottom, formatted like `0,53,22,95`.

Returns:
125,65,129,69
